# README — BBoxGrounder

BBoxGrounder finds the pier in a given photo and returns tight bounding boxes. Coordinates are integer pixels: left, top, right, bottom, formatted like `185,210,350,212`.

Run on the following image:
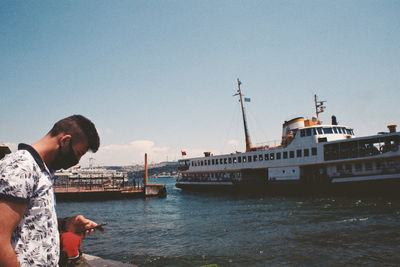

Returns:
54,180,167,201
54,186,145,201
54,153,166,201
83,254,136,267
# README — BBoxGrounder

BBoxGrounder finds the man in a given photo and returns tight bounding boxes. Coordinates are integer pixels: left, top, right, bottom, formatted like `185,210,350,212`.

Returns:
0,115,102,266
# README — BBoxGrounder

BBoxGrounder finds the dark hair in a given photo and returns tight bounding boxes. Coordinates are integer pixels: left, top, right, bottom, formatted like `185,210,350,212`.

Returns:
49,115,100,152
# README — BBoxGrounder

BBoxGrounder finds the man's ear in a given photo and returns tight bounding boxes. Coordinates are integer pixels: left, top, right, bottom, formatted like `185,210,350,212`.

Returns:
59,134,72,147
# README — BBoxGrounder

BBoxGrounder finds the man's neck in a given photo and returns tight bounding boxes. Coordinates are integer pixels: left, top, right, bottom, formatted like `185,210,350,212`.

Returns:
31,135,58,167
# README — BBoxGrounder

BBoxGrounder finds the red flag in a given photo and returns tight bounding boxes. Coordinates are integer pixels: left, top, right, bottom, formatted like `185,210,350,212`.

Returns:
181,151,187,156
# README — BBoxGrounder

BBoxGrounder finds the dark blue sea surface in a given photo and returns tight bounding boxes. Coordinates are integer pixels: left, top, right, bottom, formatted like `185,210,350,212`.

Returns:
56,178,400,266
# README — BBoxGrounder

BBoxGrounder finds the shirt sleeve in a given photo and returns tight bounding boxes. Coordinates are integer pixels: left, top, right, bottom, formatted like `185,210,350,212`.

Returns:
0,153,36,204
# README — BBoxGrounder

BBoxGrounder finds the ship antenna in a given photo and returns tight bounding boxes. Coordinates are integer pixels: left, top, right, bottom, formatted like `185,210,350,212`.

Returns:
314,94,326,122
89,157,94,168
234,78,252,152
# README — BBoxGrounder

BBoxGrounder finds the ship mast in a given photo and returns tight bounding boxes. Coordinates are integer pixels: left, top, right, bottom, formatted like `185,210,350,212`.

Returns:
235,79,252,152
314,94,326,122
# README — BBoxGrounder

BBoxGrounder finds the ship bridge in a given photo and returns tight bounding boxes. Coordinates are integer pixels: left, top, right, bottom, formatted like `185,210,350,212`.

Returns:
282,116,355,147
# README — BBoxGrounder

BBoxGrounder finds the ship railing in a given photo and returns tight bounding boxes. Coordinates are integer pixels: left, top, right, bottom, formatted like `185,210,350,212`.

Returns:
178,165,189,171
324,136,399,161
329,156,400,179
54,175,146,192
254,140,281,148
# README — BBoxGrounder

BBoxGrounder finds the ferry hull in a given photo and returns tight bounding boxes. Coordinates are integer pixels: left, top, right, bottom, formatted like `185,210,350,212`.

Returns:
328,176,400,196
176,175,400,196
175,182,235,192
55,190,145,201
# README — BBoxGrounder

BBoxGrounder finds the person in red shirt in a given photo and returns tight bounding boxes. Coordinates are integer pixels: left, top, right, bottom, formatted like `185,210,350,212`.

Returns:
61,232,81,258
59,232,88,266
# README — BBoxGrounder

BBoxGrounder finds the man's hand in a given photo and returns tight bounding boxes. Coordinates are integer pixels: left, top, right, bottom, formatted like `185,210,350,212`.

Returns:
64,215,104,236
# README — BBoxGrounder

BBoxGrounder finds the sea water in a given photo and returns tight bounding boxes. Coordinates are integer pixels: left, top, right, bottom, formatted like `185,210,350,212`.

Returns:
56,178,400,266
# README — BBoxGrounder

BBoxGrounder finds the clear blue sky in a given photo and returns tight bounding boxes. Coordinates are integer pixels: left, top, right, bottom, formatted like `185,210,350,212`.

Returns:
1,0,399,166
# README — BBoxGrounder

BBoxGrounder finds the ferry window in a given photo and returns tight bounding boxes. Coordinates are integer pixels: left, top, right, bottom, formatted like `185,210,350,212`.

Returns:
300,129,306,137
312,128,317,135
355,163,362,172
276,152,281,159
264,154,269,160
208,160,211,165
336,165,343,172
289,151,294,158
333,127,338,134
259,154,263,161
306,128,312,136
365,162,373,171
376,161,382,169
341,127,346,133
253,155,257,162
228,158,232,164
233,157,237,163
224,158,227,164
270,153,275,160
191,162,194,166
351,129,355,135
220,159,223,164
248,156,252,162
212,159,215,165
346,128,352,135
296,149,302,157
345,164,352,172
317,128,323,135
201,161,204,166
312,147,317,156
338,127,343,134
304,149,309,157
243,156,247,163
215,159,218,165
238,157,242,163
323,127,333,134
283,151,288,159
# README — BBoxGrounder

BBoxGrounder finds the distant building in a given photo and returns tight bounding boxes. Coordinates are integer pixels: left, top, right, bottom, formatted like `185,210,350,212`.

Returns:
159,161,179,166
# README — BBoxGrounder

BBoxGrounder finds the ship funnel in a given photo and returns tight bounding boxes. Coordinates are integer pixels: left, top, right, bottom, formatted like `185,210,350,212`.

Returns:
331,115,338,125
388,124,397,133
281,117,304,146
282,117,304,136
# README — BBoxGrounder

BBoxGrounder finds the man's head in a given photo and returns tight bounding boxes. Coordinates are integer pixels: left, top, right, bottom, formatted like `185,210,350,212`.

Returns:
48,115,100,170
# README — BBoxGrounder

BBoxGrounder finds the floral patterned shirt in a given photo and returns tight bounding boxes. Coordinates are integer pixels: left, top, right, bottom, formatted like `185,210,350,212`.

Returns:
0,144,59,266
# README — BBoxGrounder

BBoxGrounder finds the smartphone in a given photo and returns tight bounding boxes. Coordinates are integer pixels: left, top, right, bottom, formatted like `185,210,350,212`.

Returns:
78,222,107,233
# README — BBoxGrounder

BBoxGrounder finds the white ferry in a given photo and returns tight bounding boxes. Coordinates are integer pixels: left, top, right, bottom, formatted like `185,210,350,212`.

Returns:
176,79,400,194
55,167,128,188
